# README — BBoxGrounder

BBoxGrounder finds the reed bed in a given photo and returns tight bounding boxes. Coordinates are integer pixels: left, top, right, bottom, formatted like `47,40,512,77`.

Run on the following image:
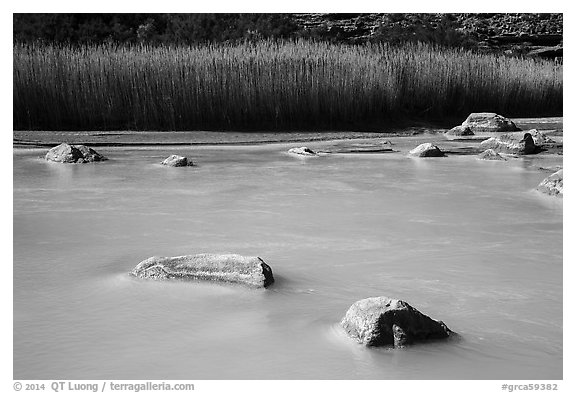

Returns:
13,40,562,131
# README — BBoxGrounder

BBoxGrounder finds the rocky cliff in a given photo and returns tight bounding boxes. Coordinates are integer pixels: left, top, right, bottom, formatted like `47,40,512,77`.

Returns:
292,13,562,59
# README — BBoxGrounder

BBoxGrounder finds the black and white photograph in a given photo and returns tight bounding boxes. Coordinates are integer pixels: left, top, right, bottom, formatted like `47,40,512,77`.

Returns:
8,3,569,391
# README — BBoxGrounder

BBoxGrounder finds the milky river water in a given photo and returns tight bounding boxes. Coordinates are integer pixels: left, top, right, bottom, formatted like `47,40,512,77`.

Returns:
13,138,563,379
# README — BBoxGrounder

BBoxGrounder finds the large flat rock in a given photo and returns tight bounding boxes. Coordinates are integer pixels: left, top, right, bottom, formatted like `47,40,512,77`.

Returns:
323,140,394,154
479,132,537,155
462,112,520,133
341,296,451,347
130,253,274,288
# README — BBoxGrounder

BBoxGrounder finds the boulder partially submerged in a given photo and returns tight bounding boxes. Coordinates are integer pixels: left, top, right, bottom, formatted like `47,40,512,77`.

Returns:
45,143,107,163
288,146,317,156
130,253,274,288
522,129,554,145
536,169,563,198
478,149,506,161
409,143,445,157
461,112,520,133
161,155,193,167
479,132,537,155
341,296,451,347
445,125,474,137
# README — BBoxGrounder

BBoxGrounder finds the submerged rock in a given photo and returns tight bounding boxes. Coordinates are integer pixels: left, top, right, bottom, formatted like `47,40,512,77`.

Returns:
537,165,563,172
45,143,107,163
322,140,393,154
409,143,445,157
130,253,274,288
536,169,563,197
341,296,451,347
446,125,474,137
288,146,317,156
461,112,520,133
478,149,506,161
480,132,537,155
161,155,193,167
330,141,393,153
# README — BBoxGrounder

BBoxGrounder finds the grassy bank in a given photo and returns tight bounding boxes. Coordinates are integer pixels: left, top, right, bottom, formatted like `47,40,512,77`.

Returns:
13,40,562,131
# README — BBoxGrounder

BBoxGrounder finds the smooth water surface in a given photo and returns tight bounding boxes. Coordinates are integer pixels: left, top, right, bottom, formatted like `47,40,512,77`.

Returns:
13,140,563,379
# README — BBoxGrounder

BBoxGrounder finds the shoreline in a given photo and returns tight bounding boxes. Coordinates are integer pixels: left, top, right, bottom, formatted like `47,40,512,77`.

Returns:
12,117,563,149
13,130,422,149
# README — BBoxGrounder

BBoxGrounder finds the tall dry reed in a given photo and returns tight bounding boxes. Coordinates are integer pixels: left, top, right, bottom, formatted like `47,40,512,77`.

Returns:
13,40,562,131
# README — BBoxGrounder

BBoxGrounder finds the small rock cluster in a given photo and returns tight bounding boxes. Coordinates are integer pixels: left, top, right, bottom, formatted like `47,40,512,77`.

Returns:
45,144,196,168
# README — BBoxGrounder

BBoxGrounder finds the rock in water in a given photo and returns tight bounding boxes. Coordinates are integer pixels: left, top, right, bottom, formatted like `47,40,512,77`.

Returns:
45,143,82,163
130,253,274,288
523,129,554,145
461,112,520,133
492,129,554,145
408,143,445,157
75,145,107,163
445,125,474,137
161,155,193,167
536,169,563,197
45,143,107,163
341,296,451,347
478,149,506,161
480,132,537,155
288,147,317,156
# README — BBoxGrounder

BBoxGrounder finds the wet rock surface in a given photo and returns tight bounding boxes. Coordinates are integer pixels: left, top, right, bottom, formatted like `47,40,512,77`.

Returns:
446,125,474,137
45,143,107,163
461,113,521,133
322,140,394,154
341,296,452,347
409,143,445,157
536,169,563,197
288,147,317,156
478,149,506,161
519,129,554,145
537,165,563,173
161,155,193,167
480,132,537,155
130,253,274,288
